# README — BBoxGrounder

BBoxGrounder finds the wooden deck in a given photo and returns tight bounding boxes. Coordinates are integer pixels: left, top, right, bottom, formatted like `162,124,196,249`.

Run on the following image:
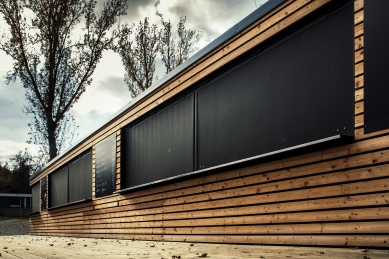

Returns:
1,235,389,259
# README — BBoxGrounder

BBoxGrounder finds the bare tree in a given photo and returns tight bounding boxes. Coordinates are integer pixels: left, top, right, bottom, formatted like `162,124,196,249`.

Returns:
117,17,160,98
160,16,202,75
0,0,128,160
159,18,176,74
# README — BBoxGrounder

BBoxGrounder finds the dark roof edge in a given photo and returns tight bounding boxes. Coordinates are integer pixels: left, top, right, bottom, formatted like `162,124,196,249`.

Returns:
31,0,286,180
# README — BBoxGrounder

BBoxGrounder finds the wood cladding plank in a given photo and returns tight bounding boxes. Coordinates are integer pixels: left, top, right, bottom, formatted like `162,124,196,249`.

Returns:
355,49,364,63
355,0,363,13
355,23,363,38
93,201,119,210
355,75,364,89
355,128,389,141
355,114,364,128
355,101,364,115
355,9,364,25
355,36,363,50
355,88,364,102
355,62,364,76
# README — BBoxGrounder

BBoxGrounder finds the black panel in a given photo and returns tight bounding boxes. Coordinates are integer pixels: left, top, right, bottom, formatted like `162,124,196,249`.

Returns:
196,4,354,169
82,152,92,199
49,167,68,207
95,133,116,198
69,158,82,203
68,151,92,202
31,183,40,213
364,0,389,133
122,95,194,188
40,177,47,210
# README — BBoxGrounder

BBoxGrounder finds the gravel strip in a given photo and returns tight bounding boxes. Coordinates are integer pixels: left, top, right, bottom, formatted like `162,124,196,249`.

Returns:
0,218,29,235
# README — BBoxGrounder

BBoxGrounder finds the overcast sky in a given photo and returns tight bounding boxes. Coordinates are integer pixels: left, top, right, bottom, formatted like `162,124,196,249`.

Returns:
0,0,268,164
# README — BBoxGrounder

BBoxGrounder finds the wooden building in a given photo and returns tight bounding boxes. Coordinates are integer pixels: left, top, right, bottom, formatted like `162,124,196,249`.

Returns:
0,193,32,210
30,0,389,247
0,193,32,217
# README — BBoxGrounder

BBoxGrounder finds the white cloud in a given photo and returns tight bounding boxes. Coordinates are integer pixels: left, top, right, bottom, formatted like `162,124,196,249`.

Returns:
0,140,39,165
71,51,131,116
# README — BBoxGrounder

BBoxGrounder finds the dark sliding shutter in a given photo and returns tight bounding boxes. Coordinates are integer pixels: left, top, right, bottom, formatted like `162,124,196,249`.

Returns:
364,0,389,133
69,152,92,203
122,95,194,188
197,3,354,169
31,183,40,213
49,167,68,208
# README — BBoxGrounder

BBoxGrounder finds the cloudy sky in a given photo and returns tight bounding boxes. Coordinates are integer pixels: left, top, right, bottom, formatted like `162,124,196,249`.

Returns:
0,0,268,164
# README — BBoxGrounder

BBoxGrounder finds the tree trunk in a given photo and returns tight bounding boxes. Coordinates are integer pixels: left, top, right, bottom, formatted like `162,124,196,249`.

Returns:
47,120,58,160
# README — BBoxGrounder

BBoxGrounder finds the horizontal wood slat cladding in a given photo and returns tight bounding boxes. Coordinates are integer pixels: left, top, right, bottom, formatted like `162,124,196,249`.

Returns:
37,193,389,226
30,0,389,248
30,206,389,229
29,219,389,234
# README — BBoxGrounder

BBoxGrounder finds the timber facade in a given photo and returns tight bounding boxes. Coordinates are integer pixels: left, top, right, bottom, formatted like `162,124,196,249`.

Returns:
30,0,389,247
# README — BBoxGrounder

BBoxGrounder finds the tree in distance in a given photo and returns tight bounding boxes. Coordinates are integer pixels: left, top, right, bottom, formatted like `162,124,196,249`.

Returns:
160,16,202,75
0,163,12,193
9,149,41,193
0,149,41,193
118,15,202,98
0,0,129,160
117,17,160,98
